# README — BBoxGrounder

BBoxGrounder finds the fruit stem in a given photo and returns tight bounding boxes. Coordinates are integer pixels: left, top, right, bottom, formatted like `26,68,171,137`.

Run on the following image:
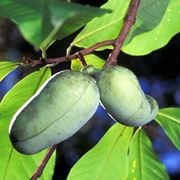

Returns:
76,52,87,66
30,144,57,180
104,0,140,67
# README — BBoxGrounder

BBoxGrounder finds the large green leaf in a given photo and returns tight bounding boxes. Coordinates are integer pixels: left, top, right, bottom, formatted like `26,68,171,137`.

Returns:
71,54,105,71
0,0,109,51
0,66,55,180
70,0,179,56
155,108,180,150
72,0,131,49
0,61,19,81
127,129,169,180
67,123,134,180
122,0,179,55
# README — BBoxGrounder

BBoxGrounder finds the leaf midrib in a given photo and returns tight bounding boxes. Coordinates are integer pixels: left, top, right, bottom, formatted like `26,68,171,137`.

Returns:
73,18,122,46
157,112,180,124
138,131,143,180
33,67,49,94
95,127,127,180
3,148,13,180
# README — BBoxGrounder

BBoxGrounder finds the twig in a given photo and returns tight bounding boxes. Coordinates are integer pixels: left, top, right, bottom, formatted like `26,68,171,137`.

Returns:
104,0,140,67
30,144,57,180
76,52,87,66
23,39,116,66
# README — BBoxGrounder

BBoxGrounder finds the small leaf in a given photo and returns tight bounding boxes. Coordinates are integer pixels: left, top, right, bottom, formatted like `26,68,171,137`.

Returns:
0,61,19,81
71,54,105,71
155,108,180,150
127,129,169,180
0,66,55,180
67,123,134,180
0,0,109,51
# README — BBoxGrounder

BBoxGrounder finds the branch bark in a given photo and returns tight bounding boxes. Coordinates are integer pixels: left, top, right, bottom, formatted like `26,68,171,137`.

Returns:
105,0,140,67
23,39,116,66
30,144,57,180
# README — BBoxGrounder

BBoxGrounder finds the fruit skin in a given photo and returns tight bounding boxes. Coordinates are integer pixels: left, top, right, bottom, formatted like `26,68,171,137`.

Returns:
96,66,158,127
9,70,100,155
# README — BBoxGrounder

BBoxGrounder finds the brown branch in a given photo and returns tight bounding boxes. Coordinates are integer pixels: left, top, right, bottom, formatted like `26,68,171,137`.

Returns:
76,52,87,66
30,144,57,180
23,39,116,66
104,0,140,67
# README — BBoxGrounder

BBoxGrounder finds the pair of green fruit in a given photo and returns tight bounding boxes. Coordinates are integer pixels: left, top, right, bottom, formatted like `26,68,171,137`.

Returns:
9,65,158,155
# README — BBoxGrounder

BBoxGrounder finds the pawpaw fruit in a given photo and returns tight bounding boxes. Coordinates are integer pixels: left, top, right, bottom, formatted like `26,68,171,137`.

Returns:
96,66,158,127
9,70,100,155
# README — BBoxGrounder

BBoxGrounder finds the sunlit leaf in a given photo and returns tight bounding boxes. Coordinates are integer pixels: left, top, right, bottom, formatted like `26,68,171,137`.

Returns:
155,108,180,150
71,54,105,71
127,128,169,180
67,123,134,180
123,0,179,55
72,0,130,49
69,0,179,56
0,61,19,81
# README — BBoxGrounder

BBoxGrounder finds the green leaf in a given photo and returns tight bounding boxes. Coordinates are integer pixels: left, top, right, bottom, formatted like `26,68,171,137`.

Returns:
0,0,109,51
72,0,131,49
0,148,56,180
155,108,180,150
67,123,134,180
74,0,179,56
122,0,179,55
127,129,169,180
0,61,19,81
0,66,55,180
71,54,105,71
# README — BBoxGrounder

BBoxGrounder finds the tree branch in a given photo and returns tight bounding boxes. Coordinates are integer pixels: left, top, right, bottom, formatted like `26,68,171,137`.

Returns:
22,39,116,66
105,0,140,67
77,52,87,66
23,0,140,68
30,144,57,180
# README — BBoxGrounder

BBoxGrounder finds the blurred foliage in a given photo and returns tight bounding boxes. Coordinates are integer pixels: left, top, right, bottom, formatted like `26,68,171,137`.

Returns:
0,0,109,51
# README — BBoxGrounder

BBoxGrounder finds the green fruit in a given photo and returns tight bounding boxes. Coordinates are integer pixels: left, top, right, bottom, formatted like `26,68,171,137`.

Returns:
9,70,100,155
96,66,158,127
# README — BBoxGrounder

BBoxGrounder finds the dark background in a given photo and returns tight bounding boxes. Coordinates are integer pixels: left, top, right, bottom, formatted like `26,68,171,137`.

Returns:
0,0,180,179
